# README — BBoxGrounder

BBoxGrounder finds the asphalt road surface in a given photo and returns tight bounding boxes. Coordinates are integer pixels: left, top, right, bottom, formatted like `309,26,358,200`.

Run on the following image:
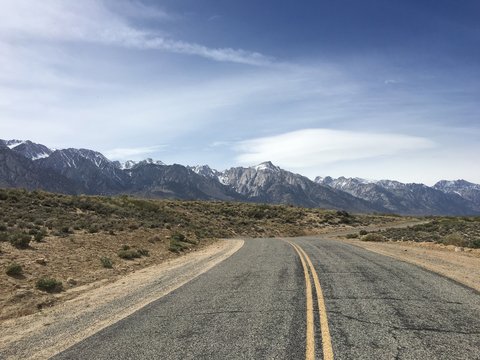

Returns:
54,237,480,360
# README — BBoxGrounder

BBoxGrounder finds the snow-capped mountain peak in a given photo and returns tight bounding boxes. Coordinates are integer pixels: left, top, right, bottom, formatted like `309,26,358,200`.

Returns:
1,139,53,160
434,179,480,191
121,158,165,170
188,165,220,179
5,140,25,149
252,161,281,172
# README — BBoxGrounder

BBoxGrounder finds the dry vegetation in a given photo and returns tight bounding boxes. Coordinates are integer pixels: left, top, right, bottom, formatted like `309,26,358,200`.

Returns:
348,217,480,248
0,188,399,321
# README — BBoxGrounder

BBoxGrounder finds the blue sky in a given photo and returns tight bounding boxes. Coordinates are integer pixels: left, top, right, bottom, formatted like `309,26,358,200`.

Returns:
1,0,479,184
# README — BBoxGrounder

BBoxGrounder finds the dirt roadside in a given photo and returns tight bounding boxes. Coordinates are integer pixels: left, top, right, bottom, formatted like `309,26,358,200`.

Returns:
342,238,480,292
320,220,480,292
0,239,244,360
318,221,480,291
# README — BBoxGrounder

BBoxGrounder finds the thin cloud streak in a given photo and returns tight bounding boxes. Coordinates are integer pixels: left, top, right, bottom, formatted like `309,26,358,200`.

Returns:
103,145,167,160
235,128,435,168
140,38,273,66
0,0,273,66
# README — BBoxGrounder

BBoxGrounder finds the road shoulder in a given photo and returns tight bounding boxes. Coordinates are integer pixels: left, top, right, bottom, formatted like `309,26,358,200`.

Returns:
0,239,244,360
341,238,480,292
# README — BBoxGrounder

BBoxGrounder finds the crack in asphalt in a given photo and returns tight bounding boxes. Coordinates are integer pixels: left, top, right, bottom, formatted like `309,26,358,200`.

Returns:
330,310,480,335
388,328,403,360
327,296,462,304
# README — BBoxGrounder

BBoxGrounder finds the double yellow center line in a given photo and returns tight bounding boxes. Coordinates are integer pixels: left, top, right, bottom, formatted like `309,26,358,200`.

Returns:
290,242,334,360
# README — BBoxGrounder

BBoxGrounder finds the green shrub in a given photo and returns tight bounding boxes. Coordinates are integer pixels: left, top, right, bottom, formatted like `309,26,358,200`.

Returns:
6,262,23,276
137,249,150,257
346,233,359,239
361,233,386,242
171,232,186,242
100,257,113,268
34,229,47,242
0,232,9,242
118,249,141,260
9,233,31,248
441,233,467,247
121,244,130,251
171,232,197,245
36,277,63,293
471,239,480,249
359,230,368,236
0,223,7,231
169,239,190,253
88,225,99,234
61,226,72,234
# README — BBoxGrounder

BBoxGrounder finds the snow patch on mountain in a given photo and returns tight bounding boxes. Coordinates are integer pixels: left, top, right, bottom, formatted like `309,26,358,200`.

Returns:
31,152,51,160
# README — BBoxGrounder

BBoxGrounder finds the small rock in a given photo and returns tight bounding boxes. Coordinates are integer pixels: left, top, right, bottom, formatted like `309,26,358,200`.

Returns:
35,258,47,266
454,247,464,252
66,278,77,286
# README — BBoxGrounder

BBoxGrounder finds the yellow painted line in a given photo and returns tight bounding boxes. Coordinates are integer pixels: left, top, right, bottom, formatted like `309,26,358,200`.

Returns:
296,244,335,360
290,243,315,360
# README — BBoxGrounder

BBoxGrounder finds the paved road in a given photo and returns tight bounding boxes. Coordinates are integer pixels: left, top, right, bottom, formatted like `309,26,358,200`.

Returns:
54,237,480,360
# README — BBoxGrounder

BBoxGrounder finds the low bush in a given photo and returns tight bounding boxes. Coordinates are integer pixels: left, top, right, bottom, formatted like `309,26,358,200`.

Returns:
169,239,190,253
100,257,113,268
359,230,368,236
118,249,141,260
61,226,72,234
471,239,480,249
361,233,386,242
171,232,197,245
345,233,359,239
441,233,467,247
88,225,99,234
0,232,9,242
171,232,186,242
36,277,63,293
9,233,31,248
6,262,23,276
34,229,47,242
137,249,150,257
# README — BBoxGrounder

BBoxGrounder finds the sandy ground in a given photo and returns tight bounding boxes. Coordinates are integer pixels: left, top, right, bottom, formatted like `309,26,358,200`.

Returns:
0,239,244,360
341,239,480,292
0,228,213,321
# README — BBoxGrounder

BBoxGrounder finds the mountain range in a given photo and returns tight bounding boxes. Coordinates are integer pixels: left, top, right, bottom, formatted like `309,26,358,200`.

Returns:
1,139,479,216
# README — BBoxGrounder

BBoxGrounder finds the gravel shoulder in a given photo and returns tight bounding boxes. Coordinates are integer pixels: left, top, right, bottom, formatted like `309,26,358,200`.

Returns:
342,239,480,292
0,239,244,360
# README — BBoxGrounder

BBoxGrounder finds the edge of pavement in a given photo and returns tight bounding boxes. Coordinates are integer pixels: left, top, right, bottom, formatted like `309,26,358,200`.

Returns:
0,239,244,360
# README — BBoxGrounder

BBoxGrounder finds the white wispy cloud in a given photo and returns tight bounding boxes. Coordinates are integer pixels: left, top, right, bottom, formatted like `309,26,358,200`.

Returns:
105,0,173,21
0,0,273,66
139,38,273,66
103,145,166,160
235,128,435,168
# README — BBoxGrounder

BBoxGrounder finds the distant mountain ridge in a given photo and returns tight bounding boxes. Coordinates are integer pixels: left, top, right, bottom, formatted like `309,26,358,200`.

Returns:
315,176,479,215
0,139,479,215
